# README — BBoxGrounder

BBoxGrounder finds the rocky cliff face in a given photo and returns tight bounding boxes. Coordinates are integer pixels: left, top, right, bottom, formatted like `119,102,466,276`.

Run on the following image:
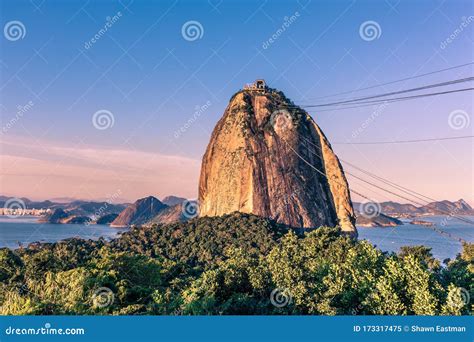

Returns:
198,87,357,235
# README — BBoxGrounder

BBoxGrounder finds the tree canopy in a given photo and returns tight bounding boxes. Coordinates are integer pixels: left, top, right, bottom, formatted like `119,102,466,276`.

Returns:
0,212,472,315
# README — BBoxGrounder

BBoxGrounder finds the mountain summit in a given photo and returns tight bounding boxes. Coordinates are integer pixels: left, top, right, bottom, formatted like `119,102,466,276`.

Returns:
110,196,167,227
198,80,357,235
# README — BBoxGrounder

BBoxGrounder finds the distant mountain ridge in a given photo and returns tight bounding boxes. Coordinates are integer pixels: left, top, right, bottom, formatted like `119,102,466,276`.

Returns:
0,196,126,213
353,199,474,218
3,195,472,228
110,196,189,227
111,197,168,227
0,195,187,226
161,196,186,206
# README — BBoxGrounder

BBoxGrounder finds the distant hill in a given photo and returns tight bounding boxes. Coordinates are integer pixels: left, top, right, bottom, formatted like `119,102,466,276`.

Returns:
49,197,81,203
1,194,190,226
62,201,126,217
109,195,201,227
4,194,472,228
376,201,422,216
353,199,474,218
1,195,127,225
38,208,69,224
96,213,119,225
421,199,474,216
111,196,167,227
353,202,403,227
0,197,57,209
356,213,403,227
161,196,187,206
0,196,125,212
150,204,189,224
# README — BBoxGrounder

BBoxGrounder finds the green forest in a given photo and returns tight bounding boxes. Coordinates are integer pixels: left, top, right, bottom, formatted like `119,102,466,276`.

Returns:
0,213,472,315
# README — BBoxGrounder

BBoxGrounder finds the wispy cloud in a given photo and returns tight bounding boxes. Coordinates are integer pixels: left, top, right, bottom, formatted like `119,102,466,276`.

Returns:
0,135,200,201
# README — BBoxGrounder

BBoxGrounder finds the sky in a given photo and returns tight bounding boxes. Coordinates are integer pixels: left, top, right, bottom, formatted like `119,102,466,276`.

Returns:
0,0,473,204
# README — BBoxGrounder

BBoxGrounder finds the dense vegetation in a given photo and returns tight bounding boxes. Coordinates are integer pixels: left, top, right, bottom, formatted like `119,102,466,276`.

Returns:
0,213,472,315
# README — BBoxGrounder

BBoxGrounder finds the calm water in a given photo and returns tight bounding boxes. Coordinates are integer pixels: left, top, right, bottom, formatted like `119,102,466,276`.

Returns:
0,216,128,249
358,215,474,261
0,215,473,260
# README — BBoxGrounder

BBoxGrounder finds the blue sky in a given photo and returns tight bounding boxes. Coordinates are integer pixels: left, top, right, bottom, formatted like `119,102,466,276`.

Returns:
0,0,472,203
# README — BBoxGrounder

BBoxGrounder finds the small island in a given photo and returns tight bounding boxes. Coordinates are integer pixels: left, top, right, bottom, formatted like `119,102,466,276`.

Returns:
410,219,435,227
356,213,403,227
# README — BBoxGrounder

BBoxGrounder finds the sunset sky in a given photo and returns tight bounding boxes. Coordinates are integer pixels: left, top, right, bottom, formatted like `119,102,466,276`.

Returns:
0,0,472,204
